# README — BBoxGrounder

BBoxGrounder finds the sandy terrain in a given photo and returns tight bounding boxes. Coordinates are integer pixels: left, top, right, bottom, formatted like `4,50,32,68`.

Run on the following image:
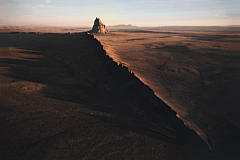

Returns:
0,27,239,159
95,29,240,158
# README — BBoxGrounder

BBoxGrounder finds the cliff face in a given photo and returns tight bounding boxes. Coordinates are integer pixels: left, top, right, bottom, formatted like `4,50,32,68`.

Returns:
89,17,109,34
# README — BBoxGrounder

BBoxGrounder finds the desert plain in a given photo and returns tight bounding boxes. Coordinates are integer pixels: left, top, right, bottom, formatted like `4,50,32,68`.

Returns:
0,26,240,159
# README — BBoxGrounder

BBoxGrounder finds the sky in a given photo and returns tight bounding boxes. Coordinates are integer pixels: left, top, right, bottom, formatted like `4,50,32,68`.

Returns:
0,0,239,27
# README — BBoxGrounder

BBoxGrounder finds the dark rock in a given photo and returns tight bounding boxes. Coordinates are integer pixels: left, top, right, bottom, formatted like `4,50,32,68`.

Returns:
89,17,109,34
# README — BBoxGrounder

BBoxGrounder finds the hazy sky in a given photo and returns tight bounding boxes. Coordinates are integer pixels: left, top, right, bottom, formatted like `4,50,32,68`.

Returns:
0,0,239,27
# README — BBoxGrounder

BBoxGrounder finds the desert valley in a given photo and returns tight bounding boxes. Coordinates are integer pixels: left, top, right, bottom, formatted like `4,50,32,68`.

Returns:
0,22,240,159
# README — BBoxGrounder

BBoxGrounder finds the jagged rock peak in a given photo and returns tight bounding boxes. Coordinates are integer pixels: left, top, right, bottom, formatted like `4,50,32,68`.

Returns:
89,17,109,34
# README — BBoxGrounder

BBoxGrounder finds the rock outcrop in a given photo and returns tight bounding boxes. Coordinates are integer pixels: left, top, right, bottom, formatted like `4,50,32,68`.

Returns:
89,17,109,34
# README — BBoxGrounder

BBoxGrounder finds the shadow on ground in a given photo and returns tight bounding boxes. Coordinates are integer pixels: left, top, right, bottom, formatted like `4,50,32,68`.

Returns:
0,32,237,159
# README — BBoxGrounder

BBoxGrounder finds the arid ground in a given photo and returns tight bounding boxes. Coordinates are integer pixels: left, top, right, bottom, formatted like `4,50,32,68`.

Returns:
95,29,240,157
0,27,239,159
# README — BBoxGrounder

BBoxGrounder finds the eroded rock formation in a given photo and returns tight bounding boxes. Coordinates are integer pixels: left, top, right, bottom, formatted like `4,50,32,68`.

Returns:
89,17,108,34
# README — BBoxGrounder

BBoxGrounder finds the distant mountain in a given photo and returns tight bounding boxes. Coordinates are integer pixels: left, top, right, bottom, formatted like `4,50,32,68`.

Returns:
88,17,109,34
107,24,138,29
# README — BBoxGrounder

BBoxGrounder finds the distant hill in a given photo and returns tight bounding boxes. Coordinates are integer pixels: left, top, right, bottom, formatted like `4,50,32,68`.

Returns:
107,24,138,29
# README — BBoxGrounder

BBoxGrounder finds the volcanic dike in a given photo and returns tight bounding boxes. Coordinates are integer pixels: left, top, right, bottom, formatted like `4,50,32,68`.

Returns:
2,18,240,159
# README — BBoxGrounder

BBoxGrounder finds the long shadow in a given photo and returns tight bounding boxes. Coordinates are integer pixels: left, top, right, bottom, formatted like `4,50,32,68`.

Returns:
0,33,213,159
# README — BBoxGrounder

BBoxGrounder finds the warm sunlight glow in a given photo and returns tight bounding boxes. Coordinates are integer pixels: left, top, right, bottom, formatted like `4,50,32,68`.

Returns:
0,0,239,27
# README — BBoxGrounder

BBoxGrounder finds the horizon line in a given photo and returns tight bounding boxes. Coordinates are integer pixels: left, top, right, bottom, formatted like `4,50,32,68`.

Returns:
1,24,240,28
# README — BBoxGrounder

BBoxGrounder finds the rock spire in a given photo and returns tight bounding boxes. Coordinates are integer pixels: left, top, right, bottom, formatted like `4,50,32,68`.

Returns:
89,17,109,34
